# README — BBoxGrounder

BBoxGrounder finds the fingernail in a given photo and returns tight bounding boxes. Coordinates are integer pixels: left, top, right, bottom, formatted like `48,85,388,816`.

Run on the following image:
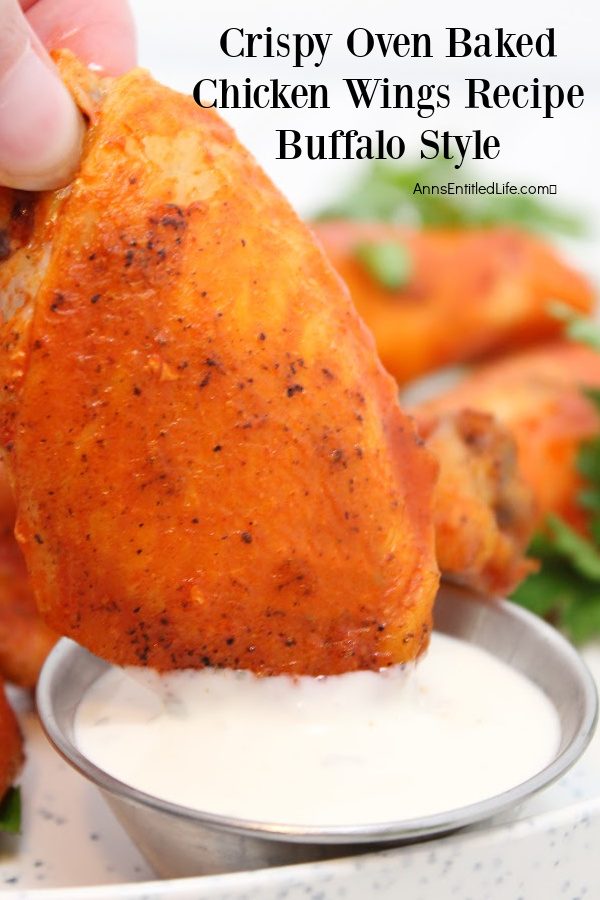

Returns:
0,42,85,191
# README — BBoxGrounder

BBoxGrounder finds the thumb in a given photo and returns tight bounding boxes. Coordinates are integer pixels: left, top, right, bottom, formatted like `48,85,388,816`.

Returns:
0,0,84,190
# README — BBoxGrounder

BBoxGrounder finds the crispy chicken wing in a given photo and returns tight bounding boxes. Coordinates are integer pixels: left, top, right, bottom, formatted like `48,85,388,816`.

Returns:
313,221,594,384
418,342,600,534
418,410,536,595
0,679,22,801
0,54,438,676
0,463,57,687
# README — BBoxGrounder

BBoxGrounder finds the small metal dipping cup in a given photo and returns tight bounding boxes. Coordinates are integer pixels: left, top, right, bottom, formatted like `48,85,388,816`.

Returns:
37,586,598,877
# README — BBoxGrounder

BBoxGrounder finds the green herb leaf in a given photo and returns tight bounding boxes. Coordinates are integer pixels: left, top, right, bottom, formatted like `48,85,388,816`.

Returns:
0,786,21,834
578,441,600,485
353,240,412,291
512,398,600,642
315,159,586,236
512,550,600,644
545,515,600,581
549,303,600,351
583,388,600,414
563,594,600,644
567,319,600,351
511,557,574,619
578,486,600,514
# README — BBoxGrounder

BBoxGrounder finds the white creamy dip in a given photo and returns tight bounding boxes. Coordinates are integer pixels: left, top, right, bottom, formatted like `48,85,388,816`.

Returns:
75,632,560,825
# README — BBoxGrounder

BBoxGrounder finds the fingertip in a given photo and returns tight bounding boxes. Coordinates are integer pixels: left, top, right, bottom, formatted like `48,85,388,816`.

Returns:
0,42,85,191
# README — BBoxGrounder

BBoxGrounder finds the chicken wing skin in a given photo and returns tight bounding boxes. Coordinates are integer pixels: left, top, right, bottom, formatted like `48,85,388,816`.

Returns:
0,679,22,801
0,463,56,687
0,55,438,676
313,221,594,384
418,342,600,534
418,410,536,595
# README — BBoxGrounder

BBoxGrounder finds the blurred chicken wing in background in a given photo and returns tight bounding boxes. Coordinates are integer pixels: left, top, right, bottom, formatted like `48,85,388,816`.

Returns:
417,409,536,596
417,342,600,535
313,222,594,384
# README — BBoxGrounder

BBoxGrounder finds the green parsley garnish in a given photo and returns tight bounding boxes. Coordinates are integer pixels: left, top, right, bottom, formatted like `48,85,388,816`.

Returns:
512,387,600,642
353,239,412,291
0,786,21,834
549,302,600,351
315,159,586,236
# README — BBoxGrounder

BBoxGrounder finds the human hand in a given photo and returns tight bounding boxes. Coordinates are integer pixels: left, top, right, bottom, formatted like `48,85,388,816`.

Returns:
0,0,135,190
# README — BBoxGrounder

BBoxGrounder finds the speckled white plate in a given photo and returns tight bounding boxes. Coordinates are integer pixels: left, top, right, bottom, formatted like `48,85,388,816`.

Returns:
0,643,599,900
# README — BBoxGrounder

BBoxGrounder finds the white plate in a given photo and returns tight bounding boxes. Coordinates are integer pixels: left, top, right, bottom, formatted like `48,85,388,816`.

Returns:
0,643,599,899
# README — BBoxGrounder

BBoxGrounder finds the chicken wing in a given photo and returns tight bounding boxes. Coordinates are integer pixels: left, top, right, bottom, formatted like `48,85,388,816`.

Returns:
0,680,22,802
418,409,536,595
0,462,56,687
313,221,594,384
418,342,600,534
0,54,438,676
